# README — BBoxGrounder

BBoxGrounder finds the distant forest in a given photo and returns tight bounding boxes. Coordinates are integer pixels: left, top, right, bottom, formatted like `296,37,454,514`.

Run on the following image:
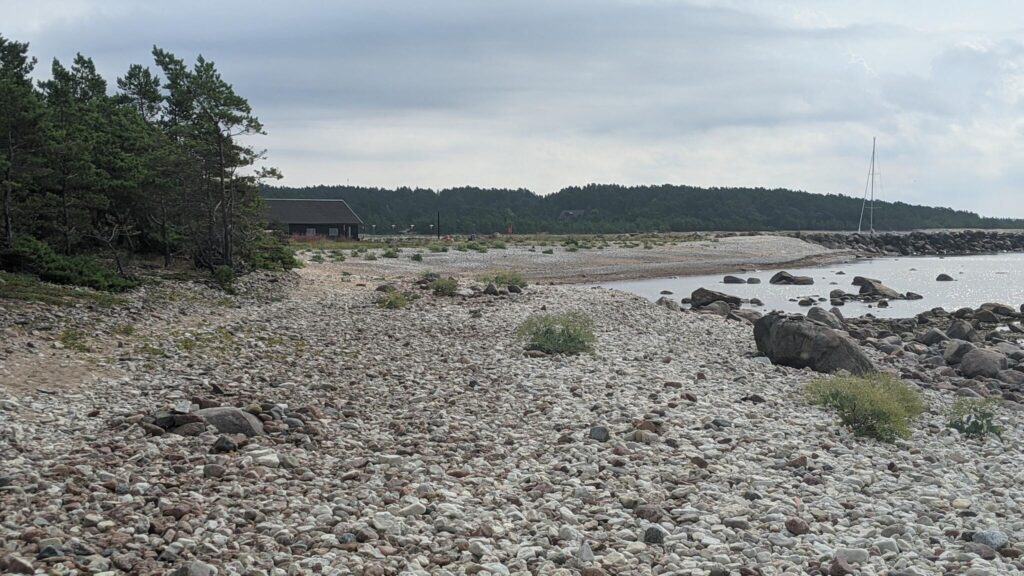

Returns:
263,184,1024,235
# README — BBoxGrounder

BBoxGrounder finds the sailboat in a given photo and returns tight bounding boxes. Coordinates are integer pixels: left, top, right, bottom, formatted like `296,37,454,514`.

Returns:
858,137,879,235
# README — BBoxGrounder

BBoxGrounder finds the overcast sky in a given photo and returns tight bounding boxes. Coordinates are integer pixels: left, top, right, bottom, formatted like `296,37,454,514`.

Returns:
5,0,1023,216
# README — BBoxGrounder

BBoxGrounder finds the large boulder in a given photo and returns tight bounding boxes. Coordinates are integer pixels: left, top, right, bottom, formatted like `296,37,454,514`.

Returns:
690,288,741,309
655,296,681,312
980,303,1018,317
916,328,949,346
856,278,900,299
193,407,265,437
959,349,1008,379
807,307,844,330
946,318,979,342
753,313,876,375
769,271,814,285
722,275,746,284
936,273,955,282
698,300,733,316
943,339,975,365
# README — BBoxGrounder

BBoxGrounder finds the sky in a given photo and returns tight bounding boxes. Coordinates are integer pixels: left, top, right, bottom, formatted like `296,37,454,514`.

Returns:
4,0,1023,217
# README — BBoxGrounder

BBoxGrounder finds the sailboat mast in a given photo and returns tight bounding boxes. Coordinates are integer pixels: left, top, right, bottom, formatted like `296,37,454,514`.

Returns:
869,137,876,235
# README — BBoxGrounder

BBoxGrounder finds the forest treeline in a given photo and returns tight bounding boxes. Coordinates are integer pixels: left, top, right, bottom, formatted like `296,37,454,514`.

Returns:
264,184,1024,235
0,35,293,291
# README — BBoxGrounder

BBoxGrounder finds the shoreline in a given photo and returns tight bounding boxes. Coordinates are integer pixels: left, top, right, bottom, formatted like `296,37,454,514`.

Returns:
2,272,1024,575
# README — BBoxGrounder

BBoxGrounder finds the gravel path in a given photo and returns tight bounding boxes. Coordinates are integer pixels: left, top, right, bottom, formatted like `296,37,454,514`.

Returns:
319,235,850,283
1,268,1022,576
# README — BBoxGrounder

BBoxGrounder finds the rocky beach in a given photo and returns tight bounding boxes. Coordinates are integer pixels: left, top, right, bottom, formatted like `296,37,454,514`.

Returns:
3,238,1024,576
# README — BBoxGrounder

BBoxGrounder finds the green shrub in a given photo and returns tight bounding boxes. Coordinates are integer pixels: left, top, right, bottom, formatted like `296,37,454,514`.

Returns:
363,253,378,261
376,291,409,309
248,231,300,271
947,397,1003,439
486,270,528,288
490,240,507,249
565,246,578,252
428,245,448,253
807,375,925,442
1,236,137,292
382,248,399,259
431,277,458,296
411,253,424,262
212,266,236,294
310,253,325,263
542,248,554,255
516,312,596,355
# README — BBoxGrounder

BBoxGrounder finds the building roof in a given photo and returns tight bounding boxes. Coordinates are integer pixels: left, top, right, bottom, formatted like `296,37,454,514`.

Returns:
264,198,363,225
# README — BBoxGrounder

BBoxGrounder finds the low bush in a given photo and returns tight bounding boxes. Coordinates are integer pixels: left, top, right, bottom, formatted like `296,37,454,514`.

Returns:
248,231,300,271
410,253,423,262
542,248,554,255
947,397,1003,439
428,245,448,253
485,270,528,288
431,277,458,296
212,266,237,294
806,374,925,442
376,291,409,309
1,236,137,292
516,312,596,355
382,248,399,258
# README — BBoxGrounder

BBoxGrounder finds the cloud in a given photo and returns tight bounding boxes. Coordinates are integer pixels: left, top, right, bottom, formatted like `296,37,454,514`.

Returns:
6,0,1023,216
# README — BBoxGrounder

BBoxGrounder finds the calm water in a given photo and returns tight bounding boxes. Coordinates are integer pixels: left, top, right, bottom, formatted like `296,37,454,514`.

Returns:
594,253,1024,318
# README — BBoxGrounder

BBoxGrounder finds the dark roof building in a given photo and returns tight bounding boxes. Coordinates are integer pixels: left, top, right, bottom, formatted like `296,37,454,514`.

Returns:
264,198,362,239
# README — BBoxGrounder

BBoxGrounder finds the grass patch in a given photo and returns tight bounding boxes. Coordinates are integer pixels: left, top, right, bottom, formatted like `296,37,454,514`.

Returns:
0,271,125,307
807,374,925,442
382,248,400,258
484,270,528,288
516,312,596,355
947,397,1003,439
410,253,423,262
376,291,409,309
431,278,459,296
59,329,90,352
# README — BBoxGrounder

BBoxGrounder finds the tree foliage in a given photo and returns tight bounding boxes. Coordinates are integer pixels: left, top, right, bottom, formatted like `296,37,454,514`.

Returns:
0,34,292,286
264,183,1024,235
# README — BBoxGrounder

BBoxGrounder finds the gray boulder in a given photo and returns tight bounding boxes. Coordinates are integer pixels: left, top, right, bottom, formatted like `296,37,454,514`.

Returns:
193,407,265,437
769,271,814,285
691,288,741,309
698,300,733,316
807,307,843,330
655,296,681,312
936,273,954,281
857,278,900,299
723,275,746,284
753,313,876,375
959,349,1008,379
946,318,979,342
916,328,949,346
943,340,976,365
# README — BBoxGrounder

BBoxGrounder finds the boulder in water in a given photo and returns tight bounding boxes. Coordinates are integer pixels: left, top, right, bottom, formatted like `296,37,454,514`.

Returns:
747,277,762,284
936,273,954,282
770,271,814,285
690,287,741,309
753,313,876,375
857,278,900,299
723,275,746,284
